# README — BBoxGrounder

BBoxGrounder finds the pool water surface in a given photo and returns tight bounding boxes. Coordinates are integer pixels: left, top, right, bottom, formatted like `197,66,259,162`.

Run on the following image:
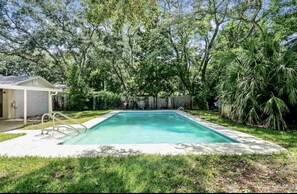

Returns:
63,112,238,145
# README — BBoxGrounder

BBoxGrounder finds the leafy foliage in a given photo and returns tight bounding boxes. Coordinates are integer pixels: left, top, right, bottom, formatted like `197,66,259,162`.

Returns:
94,91,122,110
66,65,90,111
218,33,297,130
0,0,296,129
193,91,209,110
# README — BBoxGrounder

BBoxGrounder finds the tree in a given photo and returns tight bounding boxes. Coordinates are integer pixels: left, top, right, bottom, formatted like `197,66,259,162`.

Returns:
268,0,297,45
218,33,297,130
0,0,296,131
66,65,90,110
135,23,177,102
0,0,98,82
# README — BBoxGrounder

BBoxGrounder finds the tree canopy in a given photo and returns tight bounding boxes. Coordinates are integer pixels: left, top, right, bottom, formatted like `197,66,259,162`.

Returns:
0,0,296,130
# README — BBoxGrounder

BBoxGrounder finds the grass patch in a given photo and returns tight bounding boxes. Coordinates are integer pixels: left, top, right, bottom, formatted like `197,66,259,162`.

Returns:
61,110,112,122
0,154,296,193
0,133,25,142
186,110,297,154
22,110,112,130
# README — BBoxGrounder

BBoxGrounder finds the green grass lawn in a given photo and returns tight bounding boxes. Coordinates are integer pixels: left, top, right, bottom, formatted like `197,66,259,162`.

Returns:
22,110,112,130
186,110,297,154
0,133,25,142
0,110,296,192
0,154,296,192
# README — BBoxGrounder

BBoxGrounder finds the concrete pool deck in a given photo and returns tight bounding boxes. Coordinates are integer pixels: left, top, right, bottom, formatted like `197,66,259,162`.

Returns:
0,110,286,157
0,119,36,132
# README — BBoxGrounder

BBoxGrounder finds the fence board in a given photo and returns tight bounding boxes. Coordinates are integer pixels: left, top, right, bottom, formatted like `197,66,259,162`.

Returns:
53,95,195,110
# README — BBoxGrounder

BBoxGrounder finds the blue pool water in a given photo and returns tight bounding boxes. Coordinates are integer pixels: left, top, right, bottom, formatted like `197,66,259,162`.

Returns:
63,112,237,145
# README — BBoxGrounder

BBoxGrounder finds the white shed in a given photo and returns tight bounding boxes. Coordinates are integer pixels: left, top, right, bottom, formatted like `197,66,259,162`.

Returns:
0,76,61,124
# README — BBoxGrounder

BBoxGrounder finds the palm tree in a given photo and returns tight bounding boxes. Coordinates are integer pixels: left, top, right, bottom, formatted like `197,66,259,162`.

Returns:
218,33,297,130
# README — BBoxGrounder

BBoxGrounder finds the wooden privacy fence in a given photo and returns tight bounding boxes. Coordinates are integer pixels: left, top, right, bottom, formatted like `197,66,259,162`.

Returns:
53,95,67,110
53,95,196,110
120,95,193,110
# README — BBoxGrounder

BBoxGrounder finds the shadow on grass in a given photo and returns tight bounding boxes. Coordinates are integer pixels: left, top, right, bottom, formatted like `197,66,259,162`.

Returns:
79,146,142,157
1,154,296,193
0,156,215,193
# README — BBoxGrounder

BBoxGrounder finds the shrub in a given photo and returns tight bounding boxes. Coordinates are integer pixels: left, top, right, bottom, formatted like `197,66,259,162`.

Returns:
66,65,90,111
193,92,209,110
94,91,122,109
218,33,297,130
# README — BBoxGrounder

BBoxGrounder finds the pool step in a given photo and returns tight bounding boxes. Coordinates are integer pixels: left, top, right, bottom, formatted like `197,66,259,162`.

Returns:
41,112,88,135
42,125,85,140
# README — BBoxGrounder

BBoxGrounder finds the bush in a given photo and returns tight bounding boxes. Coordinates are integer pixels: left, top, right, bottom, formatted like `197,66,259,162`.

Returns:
94,91,122,109
193,92,209,110
66,65,90,111
218,33,297,130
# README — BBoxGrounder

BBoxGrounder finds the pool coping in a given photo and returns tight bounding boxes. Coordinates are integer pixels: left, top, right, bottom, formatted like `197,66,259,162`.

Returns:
0,110,286,157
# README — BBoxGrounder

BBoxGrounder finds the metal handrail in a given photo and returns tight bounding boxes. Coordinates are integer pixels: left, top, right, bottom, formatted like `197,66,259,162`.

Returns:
41,112,87,135
177,107,184,111
53,112,88,132
51,116,82,134
41,113,55,134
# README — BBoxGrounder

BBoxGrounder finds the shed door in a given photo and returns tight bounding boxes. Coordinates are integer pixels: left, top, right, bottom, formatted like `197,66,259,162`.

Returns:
0,89,3,118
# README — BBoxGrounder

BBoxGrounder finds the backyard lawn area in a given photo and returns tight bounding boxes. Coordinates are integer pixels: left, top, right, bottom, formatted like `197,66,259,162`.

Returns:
0,133,25,143
1,0,296,192
186,110,297,154
0,110,296,193
21,110,112,130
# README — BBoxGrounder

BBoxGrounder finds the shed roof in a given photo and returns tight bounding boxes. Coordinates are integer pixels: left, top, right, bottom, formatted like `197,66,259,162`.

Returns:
0,76,61,92
0,76,32,85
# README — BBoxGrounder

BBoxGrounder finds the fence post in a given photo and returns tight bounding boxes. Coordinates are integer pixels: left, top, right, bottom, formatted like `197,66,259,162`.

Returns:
64,94,67,110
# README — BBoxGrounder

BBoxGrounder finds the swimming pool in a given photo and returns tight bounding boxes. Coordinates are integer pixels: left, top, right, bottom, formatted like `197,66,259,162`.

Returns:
62,111,238,145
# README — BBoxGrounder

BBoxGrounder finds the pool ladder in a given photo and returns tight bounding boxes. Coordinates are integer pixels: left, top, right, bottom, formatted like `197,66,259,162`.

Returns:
177,107,184,111
41,112,87,135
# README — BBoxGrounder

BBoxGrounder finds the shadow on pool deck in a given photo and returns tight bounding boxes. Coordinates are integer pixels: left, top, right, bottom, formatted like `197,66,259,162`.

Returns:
0,120,35,133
